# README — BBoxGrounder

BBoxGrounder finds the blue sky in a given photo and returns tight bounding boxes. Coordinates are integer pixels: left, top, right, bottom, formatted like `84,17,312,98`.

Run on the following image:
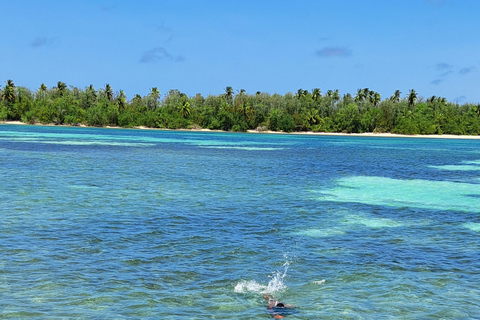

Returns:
1,0,479,103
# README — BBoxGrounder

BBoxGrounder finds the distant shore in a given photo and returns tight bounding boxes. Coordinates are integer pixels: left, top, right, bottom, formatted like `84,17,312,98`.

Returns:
247,130,480,140
2,120,480,140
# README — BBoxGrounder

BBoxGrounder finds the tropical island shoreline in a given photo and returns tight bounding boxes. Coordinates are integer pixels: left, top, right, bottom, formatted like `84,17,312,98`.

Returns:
2,120,480,140
3,81,480,137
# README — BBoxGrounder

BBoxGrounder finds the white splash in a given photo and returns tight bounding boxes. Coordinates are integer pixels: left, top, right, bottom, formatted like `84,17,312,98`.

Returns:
234,280,266,293
234,255,290,295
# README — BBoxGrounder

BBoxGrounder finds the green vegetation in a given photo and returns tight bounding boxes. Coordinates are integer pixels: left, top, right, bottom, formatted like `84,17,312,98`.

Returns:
2,79,480,135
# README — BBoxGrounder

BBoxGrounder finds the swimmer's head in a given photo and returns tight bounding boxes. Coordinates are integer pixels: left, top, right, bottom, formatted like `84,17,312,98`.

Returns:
275,302,285,308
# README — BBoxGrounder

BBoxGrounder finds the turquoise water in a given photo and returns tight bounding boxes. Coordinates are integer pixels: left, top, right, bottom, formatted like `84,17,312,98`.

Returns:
1,125,479,319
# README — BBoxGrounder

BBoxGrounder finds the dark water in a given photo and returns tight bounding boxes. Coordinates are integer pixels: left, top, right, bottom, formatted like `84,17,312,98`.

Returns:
0,124,479,319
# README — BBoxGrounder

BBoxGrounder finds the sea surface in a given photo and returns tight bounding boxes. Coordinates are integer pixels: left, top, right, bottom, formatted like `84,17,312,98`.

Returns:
0,124,479,319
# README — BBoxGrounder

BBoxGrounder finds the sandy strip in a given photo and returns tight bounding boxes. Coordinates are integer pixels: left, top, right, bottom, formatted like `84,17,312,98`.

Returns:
1,121,26,125
247,130,480,139
1,121,479,139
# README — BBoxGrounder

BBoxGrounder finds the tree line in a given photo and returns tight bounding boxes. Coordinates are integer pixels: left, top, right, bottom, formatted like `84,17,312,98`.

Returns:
2,80,480,135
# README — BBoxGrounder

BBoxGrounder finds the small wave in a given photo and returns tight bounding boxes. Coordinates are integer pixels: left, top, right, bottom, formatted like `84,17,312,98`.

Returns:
312,279,326,285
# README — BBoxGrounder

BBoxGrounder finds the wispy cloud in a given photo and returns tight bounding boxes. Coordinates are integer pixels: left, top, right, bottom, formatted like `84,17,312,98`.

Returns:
453,95,466,103
434,62,454,77
315,46,352,58
436,62,453,71
432,63,475,85
459,67,475,75
149,22,172,34
439,70,453,77
31,36,55,48
140,47,185,63
147,22,175,43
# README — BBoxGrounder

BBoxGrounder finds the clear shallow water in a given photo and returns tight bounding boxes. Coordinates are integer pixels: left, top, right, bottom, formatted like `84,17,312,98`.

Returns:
0,125,479,319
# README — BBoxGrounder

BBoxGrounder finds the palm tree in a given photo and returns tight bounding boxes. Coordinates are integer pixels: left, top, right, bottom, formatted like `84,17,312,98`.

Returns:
149,87,160,109
57,81,67,96
332,89,340,102
151,87,160,100
2,79,16,103
224,86,234,102
117,90,127,110
372,92,381,107
105,84,113,101
343,93,354,105
390,90,401,103
363,88,370,100
474,104,480,117
85,84,96,99
296,88,308,99
178,101,191,118
85,85,97,108
36,83,48,99
244,104,254,122
305,108,320,125
355,88,365,102
312,88,322,101
408,89,417,108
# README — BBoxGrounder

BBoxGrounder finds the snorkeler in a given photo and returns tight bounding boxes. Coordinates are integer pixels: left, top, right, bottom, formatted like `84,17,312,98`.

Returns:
264,294,294,318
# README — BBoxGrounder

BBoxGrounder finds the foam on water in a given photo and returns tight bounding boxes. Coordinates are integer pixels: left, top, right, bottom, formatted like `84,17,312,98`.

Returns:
234,280,268,294
234,256,290,295
319,176,480,212
312,279,326,285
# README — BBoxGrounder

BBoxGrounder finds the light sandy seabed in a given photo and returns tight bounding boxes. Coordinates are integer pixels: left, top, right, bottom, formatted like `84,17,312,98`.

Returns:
2,120,480,139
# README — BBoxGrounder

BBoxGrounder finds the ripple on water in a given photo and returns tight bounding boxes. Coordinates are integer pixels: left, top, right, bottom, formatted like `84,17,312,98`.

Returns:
1,126,480,319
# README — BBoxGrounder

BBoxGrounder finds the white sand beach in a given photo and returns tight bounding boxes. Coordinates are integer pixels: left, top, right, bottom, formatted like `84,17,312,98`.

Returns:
2,121,480,139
